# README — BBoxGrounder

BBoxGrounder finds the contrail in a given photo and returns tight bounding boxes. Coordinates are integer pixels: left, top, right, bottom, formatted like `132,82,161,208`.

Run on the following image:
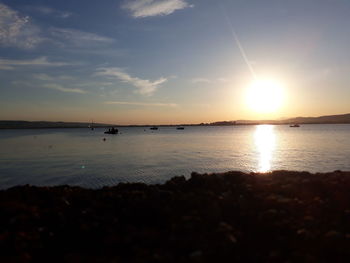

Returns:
219,3,257,79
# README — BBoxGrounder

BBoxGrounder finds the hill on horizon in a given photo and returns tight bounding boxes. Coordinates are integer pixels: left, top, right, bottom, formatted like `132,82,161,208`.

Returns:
283,113,350,124
213,113,350,125
1,113,350,128
0,121,116,129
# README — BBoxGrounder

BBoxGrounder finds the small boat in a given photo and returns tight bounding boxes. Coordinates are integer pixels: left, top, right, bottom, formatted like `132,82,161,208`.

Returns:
290,124,300,127
176,127,185,130
89,121,94,130
150,126,158,130
104,127,118,134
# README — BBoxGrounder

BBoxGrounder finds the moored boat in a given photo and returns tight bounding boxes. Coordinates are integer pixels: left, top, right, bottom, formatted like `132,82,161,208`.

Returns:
104,127,118,134
89,121,94,130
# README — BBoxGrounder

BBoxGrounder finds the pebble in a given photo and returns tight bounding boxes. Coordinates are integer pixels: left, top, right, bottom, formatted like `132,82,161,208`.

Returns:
1,170,350,262
189,250,203,258
324,231,342,239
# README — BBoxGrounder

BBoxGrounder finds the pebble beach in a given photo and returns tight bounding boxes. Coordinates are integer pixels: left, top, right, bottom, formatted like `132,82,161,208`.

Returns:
1,170,349,262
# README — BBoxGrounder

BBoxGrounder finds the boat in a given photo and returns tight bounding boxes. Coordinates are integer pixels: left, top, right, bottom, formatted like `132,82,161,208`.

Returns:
176,127,185,130
290,124,300,127
104,127,118,134
150,127,158,130
89,121,94,130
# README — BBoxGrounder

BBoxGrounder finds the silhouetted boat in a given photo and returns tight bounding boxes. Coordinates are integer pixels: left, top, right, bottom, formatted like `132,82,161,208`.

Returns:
150,127,158,130
176,127,185,130
104,127,118,134
89,121,94,130
290,124,300,127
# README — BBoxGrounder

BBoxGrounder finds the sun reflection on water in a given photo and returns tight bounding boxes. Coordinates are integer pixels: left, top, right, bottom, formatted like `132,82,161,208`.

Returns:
254,125,275,172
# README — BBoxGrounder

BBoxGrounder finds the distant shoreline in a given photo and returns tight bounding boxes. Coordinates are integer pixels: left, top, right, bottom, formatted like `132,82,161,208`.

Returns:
1,122,350,129
1,113,350,129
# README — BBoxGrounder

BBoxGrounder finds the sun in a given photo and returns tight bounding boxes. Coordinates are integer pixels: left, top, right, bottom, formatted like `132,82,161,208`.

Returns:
245,79,285,114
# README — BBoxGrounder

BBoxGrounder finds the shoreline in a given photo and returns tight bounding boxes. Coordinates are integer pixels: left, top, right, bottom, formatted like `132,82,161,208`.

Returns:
1,122,350,130
1,170,349,262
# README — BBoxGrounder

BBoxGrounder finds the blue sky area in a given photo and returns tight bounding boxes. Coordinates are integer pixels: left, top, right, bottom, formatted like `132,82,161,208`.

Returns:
1,0,349,124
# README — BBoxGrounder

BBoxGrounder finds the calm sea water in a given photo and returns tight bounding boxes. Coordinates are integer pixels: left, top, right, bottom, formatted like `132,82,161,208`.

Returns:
0,124,349,189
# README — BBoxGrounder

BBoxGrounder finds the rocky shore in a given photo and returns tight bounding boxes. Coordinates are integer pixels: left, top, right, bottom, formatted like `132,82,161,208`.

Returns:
1,171,349,262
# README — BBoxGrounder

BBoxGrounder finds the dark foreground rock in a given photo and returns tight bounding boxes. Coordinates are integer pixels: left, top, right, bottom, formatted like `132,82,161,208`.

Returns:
0,171,350,262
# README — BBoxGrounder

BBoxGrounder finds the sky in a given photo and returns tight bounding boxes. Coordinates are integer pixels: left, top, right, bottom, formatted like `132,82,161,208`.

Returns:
0,0,349,125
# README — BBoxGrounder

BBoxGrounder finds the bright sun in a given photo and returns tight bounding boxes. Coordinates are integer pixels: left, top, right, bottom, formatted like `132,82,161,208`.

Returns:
246,79,285,114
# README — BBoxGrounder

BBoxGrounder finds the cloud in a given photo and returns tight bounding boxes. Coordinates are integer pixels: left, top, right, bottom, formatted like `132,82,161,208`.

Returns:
43,83,86,94
0,3,112,51
33,74,86,94
0,57,76,68
50,28,114,47
191,77,231,84
97,67,167,95
33,73,75,81
29,6,72,18
122,0,193,18
12,79,86,94
0,65,14,70
105,101,177,107
0,3,43,48
75,81,115,87
217,78,229,83
33,74,120,97
191,78,211,84
33,73,53,81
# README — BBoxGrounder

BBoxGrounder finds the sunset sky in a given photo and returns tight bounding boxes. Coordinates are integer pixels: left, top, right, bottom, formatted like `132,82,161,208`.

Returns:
1,0,349,125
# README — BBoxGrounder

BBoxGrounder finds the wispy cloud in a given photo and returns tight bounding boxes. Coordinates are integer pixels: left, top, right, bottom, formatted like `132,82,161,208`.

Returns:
33,73,75,81
75,81,115,87
122,0,193,18
105,101,177,107
0,3,111,50
0,3,43,49
29,6,72,18
33,73,53,81
97,67,167,95
191,78,211,84
33,74,117,96
217,78,229,83
0,57,76,68
50,28,114,47
0,65,14,70
191,77,231,84
12,80,86,94
43,83,86,94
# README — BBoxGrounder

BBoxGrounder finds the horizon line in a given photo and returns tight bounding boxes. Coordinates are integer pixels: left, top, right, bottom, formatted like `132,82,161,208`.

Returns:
1,112,350,127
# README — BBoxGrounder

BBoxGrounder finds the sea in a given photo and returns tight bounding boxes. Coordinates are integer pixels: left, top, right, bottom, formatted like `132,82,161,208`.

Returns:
0,124,349,189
